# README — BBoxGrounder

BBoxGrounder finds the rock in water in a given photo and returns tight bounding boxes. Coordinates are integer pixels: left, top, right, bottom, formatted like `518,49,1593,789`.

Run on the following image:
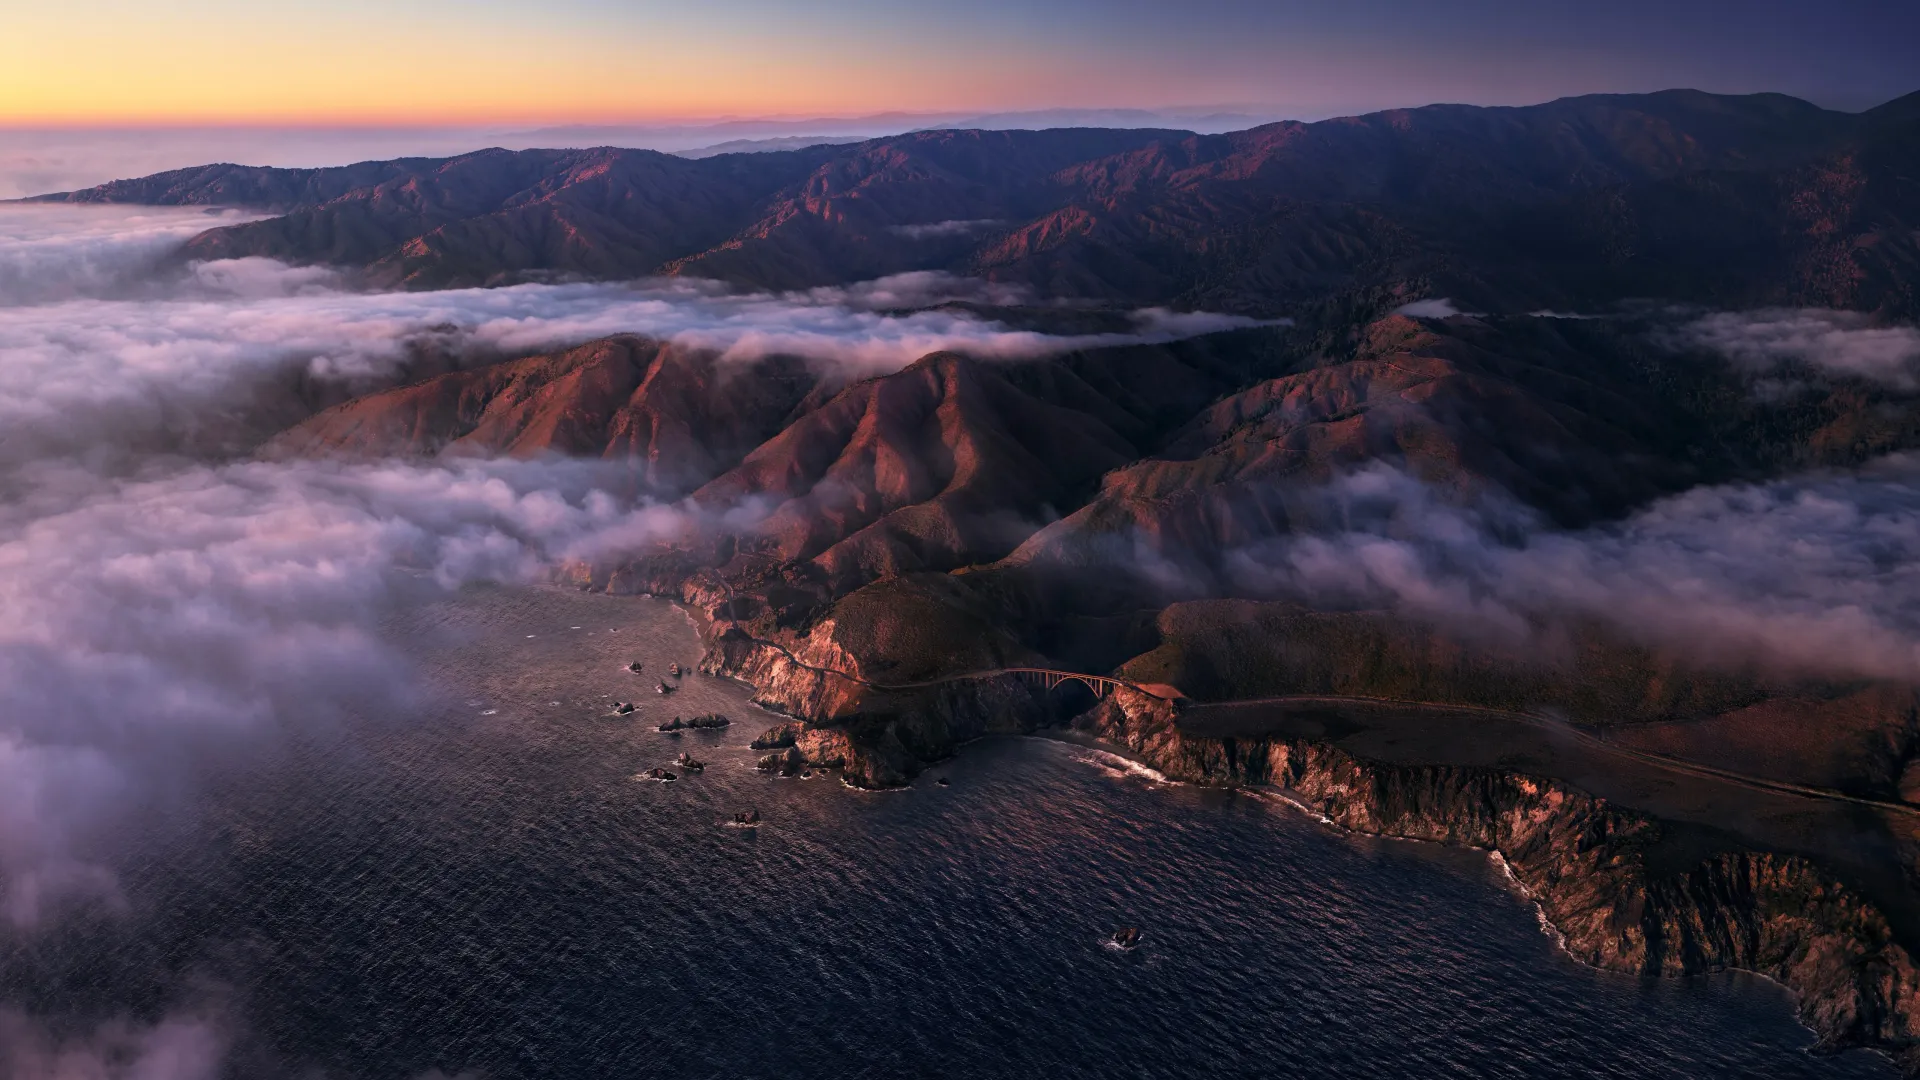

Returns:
757,746,805,776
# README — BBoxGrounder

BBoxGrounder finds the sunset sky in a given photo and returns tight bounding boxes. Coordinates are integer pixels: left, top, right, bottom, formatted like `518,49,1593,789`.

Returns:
3,0,1915,125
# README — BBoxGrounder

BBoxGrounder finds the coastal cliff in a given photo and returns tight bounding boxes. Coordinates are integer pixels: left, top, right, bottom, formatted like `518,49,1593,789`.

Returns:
567,561,1920,1069
1082,688,1920,1072
701,624,1047,787
682,610,1920,1068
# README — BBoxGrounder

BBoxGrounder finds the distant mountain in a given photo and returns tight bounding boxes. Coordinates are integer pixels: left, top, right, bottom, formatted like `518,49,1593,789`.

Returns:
34,89,1920,317
674,136,871,159
502,106,1268,153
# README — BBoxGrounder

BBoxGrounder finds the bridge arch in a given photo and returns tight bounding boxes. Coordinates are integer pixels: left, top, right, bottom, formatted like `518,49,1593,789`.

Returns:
1006,668,1123,700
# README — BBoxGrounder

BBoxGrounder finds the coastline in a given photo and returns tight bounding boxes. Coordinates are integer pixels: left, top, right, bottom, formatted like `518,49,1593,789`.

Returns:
547,567,1920,1071
633,582,1920,1073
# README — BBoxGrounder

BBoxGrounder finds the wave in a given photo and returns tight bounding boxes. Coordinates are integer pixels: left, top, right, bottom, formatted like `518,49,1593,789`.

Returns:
1072,748,1174,785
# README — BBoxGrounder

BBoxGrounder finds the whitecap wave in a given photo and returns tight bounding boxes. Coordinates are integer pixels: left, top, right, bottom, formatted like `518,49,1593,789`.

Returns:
1072,749,1174,785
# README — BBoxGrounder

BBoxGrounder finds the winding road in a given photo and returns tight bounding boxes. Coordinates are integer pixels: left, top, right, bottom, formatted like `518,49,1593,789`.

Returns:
718,620,1919,820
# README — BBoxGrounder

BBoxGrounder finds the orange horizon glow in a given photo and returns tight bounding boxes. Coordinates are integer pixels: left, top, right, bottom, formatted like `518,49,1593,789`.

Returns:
0,4,1201,128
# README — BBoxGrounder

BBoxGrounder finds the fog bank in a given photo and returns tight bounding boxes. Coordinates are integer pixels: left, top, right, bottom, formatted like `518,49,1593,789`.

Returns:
1219,460,1920,683
0,206,1276,470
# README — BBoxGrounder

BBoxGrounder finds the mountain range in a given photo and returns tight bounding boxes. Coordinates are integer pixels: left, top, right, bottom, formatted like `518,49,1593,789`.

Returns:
41,86,1920,783
36,89,1920,316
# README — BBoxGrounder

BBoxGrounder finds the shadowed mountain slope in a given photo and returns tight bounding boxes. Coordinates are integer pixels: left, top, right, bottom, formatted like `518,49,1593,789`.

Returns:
669,328,1289,589
992,312,1920,602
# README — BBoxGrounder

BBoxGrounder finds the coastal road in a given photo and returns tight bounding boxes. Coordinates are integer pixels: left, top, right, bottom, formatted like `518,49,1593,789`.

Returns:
714,621,1918,821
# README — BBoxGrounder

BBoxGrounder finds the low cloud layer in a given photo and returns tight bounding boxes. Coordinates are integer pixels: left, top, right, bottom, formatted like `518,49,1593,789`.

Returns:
1391,297,1469,319
0,205,265,305
1675,308,1920,388
0,207,1277,469
0,273,1272,464
0,445,763,1080
0,1007,225,1080
0,455,749,927
888,218,1006,240
1220,460,1920,683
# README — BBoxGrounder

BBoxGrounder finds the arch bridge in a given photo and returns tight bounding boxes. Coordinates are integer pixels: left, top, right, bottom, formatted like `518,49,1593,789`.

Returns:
1005,667,1128,699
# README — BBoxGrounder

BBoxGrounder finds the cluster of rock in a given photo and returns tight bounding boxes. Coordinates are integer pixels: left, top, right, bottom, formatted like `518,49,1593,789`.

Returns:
756,746,807,777
657,713,730,733
748,726,797,750
749,721,854,778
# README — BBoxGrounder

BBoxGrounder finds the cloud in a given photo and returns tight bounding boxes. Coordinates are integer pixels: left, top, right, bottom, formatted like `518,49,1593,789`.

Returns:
1219,459,1920,683
0,224,1283,469
786,269,1037,310
888,218,1006,240
0,1007,226,1080
1675,308,1920,388
0,455,753,926
1392,297,1470,318
1133,307,1291,337
0,205,266,305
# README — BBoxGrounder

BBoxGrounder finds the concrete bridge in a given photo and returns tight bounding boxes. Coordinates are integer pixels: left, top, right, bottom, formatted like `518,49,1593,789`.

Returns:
884,666,1185,703
1005,667,1149,700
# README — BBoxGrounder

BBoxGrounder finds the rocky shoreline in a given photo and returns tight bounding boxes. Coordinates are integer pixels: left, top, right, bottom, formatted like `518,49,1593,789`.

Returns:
719,629,1918,1069
569,564,1920,1071
1081,688,1920,1072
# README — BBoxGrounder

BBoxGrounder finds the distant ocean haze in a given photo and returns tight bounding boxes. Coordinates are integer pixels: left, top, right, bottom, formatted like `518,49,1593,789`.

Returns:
0,106,1281,200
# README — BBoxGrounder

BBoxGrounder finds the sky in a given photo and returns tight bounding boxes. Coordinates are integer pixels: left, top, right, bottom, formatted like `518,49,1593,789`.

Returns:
1,0,1915,126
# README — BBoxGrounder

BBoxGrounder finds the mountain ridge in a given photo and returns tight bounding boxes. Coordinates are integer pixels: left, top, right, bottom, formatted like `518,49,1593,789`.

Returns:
29,89,1920,317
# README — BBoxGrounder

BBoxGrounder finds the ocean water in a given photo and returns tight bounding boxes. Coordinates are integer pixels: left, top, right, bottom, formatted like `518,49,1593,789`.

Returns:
1,586,1896,1079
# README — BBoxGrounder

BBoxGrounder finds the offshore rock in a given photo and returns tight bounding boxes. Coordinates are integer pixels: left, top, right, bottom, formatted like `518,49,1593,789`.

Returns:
757,746,806,777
